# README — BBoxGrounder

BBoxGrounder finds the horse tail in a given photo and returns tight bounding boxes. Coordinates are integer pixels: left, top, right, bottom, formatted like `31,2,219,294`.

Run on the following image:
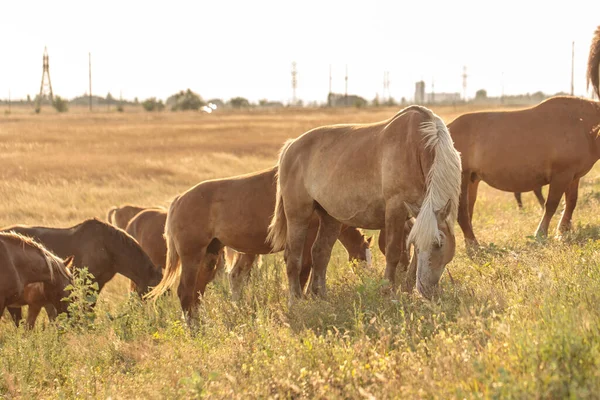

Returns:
106,207,118,225
267,140,294,252
145,200,180,300
588,25,600,99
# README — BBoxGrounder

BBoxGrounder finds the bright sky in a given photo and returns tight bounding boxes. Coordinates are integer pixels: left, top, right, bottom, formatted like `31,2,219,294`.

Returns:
1,0,598,103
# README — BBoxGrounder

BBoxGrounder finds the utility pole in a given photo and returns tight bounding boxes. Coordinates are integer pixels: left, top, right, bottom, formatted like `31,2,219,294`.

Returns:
37,47,54,111
462,66,468,101
431,78,435,104
571,41,575,96
89,52,92,111
291,61,297,106
344,64,348,106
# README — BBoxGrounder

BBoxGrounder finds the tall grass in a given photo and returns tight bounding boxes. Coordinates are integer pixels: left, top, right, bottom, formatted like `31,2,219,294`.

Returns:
1,106,599,398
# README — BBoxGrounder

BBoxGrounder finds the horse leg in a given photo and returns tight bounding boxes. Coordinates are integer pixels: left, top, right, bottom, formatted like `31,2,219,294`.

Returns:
534,187,546,210
557,178,580,235
229,253,256,302
383,200,409,290
468,179,480,223
8,307,22,327
309,210,342,298
193,240,224,298
285,211,314,304
378,228,386,256
457,172,479,247
300,217,320,291
177,247,207,323
514,193,523,209
26,304,43,329
534,176,571,238
45,304,58,321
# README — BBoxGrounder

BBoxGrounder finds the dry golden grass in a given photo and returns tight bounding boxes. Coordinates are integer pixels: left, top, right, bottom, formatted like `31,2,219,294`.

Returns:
2,103,600,398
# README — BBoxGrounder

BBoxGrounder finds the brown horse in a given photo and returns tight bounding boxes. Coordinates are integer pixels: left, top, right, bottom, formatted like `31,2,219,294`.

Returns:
0,232,73,328
227,224,373,301
514,188,545,210
147,167,374,321
455,27,600,246
268,106,462,303
3,218,162,327
125,208,168,291
107,204,147,230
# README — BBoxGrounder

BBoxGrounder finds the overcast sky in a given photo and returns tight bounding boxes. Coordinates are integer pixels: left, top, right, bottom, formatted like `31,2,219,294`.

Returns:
1,0,598,103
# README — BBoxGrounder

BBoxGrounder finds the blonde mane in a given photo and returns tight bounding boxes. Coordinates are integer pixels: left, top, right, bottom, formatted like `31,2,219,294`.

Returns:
407,108,462,251
0,231,72,282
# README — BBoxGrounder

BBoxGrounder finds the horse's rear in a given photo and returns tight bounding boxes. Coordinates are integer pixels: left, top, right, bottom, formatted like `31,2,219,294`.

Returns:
269,106,461,302
107,205,147,230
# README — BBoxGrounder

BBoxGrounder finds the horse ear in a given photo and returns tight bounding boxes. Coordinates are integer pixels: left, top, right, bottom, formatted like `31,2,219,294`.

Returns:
64,255,75,269
436,199,452,222
366,236,373,246
403,202,420,218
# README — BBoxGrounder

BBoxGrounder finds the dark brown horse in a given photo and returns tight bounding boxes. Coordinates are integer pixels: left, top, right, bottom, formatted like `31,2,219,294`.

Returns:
0,232,73,328
3,218,161,327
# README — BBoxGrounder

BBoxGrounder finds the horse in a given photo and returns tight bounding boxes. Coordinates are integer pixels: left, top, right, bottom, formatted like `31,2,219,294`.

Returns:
267,105,462,303
2,218,162,327
514,188,545,210
454,27,600,246
107,204,148,230
125,208,168,292
146,166,374,321
227,223,373,302
0,232,73,328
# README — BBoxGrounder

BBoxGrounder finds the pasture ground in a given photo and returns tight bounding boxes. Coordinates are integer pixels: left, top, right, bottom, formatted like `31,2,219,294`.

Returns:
1,105,600,398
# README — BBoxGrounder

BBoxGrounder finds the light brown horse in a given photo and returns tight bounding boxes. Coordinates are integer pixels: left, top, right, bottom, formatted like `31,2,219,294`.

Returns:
3,218,162,327
0,232,73,328
455,27,600,246
125,208,168,291
147,167,374,321
227,223,373,301
107,204,147,230
268,106,462,302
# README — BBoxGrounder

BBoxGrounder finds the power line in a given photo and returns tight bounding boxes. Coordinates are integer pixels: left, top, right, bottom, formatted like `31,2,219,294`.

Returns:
36,47,54,111
291,61,297,106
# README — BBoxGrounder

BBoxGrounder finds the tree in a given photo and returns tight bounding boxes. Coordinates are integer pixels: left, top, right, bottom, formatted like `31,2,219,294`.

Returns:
53,96,69,113
169,89,205,111
141,97,165,112
475,89,487,100
229,97,250,108
372,94,380,107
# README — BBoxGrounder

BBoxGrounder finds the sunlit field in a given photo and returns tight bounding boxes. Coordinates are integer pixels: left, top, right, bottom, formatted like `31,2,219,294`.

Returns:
1,104,600,398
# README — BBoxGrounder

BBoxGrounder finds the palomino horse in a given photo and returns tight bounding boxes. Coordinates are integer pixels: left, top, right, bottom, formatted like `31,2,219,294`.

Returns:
227,223,373,301
455,27,600,246
125,208,168,292
3,218,162,327
107,204,147,230
0,232,73,328
146,167,374,320
268,106,462,302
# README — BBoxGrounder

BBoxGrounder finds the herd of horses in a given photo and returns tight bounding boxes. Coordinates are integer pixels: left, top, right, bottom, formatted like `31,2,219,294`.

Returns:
1,28,600,327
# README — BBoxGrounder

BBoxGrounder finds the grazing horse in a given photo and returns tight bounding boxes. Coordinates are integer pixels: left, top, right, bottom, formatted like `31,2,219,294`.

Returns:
125,208,168,291
3,218,162,327
227,223,373,302
514,188,545,210
455,27,600,246
146,167,374,321
0,232,73,328
107,204,148,230
268,106,462,302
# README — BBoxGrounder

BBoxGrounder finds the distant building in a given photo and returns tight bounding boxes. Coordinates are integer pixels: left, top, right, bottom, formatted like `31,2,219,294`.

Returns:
414,81,426,104
327,92,367,107
428,92,461,104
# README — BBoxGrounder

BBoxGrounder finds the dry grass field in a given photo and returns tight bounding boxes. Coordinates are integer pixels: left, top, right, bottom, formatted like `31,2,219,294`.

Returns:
1,104,600,398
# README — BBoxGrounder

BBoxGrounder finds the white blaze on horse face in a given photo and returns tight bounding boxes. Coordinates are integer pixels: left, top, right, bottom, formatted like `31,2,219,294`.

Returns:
365,248,372,268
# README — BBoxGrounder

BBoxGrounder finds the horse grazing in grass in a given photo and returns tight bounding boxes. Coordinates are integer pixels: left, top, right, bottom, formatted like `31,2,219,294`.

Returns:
0,232,73,328
3,218,162,327
107,204,148,230
268,106,462,303
146,167,374,321
454,27,600,246
125,208,168,291
227,223,373,301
